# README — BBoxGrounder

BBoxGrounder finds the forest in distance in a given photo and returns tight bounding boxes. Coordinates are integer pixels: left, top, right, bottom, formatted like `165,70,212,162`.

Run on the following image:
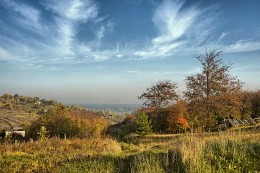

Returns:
0,50,260,172
80,104,141,116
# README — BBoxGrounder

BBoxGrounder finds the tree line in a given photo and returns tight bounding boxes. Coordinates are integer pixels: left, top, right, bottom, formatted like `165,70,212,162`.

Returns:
135,50,260,135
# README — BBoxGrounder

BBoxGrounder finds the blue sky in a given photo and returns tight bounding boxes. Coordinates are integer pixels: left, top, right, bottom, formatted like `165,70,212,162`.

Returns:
0,0,260,104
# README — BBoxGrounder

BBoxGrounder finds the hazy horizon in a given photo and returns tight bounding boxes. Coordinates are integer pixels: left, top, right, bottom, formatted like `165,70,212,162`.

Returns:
1,0,260,104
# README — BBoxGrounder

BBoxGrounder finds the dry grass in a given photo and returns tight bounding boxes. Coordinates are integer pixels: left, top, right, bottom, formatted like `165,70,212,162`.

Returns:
0,129,259,172
0,137,121,172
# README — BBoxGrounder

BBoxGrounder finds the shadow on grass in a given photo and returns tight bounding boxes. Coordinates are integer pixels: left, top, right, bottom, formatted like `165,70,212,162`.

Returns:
56,149,186,173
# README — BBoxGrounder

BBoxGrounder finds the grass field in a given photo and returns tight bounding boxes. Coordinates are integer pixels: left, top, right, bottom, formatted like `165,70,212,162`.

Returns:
0,127,259,173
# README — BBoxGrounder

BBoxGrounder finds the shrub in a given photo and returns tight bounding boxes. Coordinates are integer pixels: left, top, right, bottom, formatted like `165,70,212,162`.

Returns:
27,106,109,139
37,126,48,141
143,101,190,133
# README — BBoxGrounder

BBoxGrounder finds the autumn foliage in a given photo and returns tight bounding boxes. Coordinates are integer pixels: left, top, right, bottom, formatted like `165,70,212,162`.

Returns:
184,50,249,129
138,80,179,110
164,101,190,133
178,117,190,129
133,101,190,134
27,106,109,139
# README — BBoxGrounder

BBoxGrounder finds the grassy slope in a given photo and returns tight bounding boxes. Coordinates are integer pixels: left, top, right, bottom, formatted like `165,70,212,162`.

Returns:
0,109,38,130
0,93,259,172
0,129,259,173
0,94,59,130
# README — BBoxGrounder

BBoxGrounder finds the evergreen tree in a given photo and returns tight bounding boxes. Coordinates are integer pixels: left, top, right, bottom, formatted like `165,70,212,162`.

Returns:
136,112,152,137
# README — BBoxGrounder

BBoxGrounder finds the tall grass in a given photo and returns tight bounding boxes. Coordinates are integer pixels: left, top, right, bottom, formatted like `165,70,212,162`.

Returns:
0,137,122,172
0,130,259,172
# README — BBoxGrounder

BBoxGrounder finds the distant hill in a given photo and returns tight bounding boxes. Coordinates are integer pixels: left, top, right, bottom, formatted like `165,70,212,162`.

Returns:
0,93,62,115
0,93,127,130
0,93,64,130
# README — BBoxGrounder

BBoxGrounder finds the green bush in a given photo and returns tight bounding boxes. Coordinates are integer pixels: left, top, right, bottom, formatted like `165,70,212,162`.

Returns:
37,126,48,141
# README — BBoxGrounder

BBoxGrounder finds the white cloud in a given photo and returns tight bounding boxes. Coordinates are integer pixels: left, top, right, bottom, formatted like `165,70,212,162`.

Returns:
96,25,105,42
152,0,199,45
94,20,115,46
40,0,100,59
41,0,98,22
0,0,121,66
224,40,260,53
218,32,228,42
55,19,75,57
38,0,119,63
135,1,259,57
128,70,142,74
0,0,259,67
134,0,210,58
12,4,40,24
0,0,43,32
134,42,184,58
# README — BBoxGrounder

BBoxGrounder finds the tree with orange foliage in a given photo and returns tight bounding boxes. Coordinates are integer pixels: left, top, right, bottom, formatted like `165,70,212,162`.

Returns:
184,50,248,129
138,80,179,110
138,80,179,131
165,101,190,133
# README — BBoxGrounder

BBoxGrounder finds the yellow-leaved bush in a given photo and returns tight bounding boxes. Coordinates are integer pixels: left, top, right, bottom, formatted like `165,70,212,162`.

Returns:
27,106,109,140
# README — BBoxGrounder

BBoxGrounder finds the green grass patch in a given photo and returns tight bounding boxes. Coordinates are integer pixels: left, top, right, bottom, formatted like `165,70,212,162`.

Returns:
0,131,259,173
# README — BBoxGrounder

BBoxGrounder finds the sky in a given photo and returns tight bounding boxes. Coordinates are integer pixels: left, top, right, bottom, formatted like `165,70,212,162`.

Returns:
0,0,260,104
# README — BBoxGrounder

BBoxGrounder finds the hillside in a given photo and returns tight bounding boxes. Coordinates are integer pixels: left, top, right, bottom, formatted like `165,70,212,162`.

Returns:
0,93,125,130
0,94,63,130
0,109,38,130
0,93,61,114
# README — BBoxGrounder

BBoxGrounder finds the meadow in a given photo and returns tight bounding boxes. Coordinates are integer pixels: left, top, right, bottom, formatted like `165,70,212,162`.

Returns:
1,126,259,173
1,94,260,172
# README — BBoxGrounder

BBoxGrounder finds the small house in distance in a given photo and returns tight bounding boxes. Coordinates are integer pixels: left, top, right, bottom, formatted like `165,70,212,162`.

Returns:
0,127,25,141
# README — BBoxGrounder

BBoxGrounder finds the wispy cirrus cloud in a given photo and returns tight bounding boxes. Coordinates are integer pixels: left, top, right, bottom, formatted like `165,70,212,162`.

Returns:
40,0,101,58
0,0,120,66
39,0,119,62
134,0,260,58
1,0,41,29
0,0,260,67
41,0,99,22
134,0,226,58
152,0,199,45
218,32,228,42
93,21,115,47
223,40,260,53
